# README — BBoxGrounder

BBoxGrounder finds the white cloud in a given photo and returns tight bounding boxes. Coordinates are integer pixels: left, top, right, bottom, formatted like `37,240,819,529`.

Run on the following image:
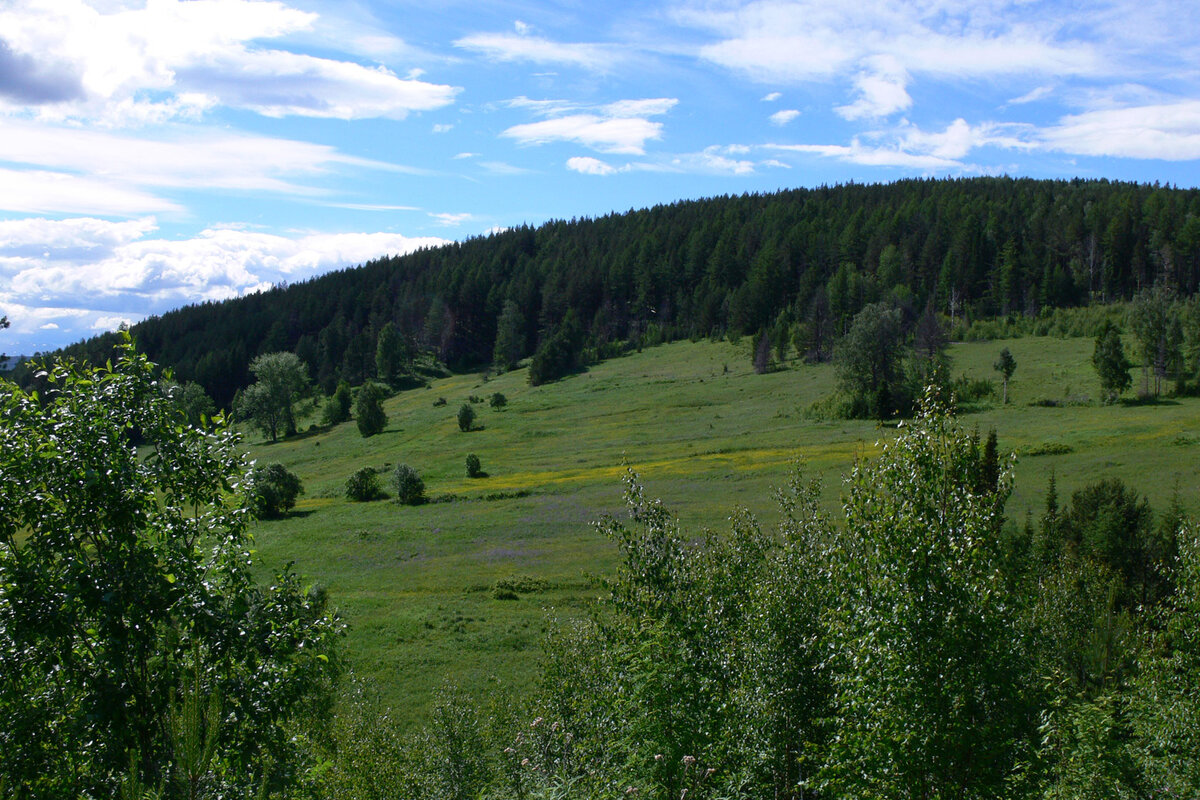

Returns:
0,168,181,216
1039,101,1200,160
1007,85,1054,105
503,97,677,154
761,91,782,102
836,55,911,120
455,31,614,71
768,141,962,169
479,161,534,175
454,152,480,159
0,221,451,344
0,116,405,215
432,123,453,133
429,212,473,226
769,109,800,126
671,146,757,175
0,0,458,123
567,156,617,175
679,1,1102,85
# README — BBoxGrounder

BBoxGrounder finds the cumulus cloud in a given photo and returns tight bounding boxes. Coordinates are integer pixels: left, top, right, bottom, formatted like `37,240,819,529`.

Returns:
0,218,450,350
769,109,800,126
567,156,618,175
0,0,458,123
836,55,911,120
0,37,83,103
503,97,677,154
761,91,782,102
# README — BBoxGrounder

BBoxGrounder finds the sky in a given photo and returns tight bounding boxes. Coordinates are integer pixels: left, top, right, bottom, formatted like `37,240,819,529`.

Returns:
2,0,1200,355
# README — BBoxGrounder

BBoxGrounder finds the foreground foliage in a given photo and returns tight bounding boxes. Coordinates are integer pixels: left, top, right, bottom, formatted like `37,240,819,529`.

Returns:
0,344,341,798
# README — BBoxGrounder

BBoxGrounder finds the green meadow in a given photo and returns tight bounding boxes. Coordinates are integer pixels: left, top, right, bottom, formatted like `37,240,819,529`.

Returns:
245,336,1200,725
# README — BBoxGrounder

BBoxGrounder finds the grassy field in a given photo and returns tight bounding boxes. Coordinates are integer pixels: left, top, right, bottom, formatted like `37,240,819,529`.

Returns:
245,336,1200,725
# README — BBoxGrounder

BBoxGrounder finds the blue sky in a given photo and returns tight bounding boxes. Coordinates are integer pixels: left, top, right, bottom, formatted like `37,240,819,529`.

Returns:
3,0,1200,354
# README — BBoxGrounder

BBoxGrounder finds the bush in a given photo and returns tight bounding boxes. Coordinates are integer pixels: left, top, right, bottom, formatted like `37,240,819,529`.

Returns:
250,462,304,519
355,382,389,437
345,467,384,501
433,396,447,407
457,403,475,432
322,380,352,425
392,464,426,505
489,392,507,410
465,453,483,478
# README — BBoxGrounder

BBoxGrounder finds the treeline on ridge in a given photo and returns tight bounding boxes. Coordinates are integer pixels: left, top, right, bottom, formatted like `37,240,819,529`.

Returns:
42,177,1200,407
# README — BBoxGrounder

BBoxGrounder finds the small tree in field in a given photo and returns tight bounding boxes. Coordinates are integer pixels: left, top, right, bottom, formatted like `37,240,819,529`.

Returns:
1093,321,1132,404
356,382,388,437
489,392,507,410
994,347,1016,404
345,467,383,501
322,380,352,425
466,453,483,478
457,402,476,432
249,462,304,519
392,464,425,505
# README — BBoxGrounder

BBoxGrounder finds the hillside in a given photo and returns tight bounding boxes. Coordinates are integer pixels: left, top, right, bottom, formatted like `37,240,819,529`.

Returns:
243,335,1200,723
40,177,1200,408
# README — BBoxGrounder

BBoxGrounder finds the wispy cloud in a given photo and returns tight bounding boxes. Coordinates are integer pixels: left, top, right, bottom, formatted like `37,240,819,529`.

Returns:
0,117,406,216
429,212,474,225
455,19,618,71
503,97,677,154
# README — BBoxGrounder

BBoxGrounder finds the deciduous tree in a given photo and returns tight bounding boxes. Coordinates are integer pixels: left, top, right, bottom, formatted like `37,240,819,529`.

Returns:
0,342,340,798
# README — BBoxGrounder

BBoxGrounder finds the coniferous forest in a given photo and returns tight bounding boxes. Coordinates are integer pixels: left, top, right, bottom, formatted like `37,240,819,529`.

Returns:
31,177,1200,407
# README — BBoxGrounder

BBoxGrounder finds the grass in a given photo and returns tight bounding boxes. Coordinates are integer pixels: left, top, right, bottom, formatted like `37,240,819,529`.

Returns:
244,336,1200,726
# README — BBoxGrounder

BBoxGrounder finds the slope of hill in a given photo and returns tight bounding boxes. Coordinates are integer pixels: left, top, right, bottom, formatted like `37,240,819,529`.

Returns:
243,336,1200,724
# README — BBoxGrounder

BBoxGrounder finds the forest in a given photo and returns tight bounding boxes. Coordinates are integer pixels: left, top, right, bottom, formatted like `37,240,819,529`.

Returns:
23,177,1200,407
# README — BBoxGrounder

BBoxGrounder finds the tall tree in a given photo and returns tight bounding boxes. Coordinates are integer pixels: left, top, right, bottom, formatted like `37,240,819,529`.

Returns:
994,347,1016,404
374,321,410,386
235,351,310,441
834,301,906,418
492,299,526,372
1129,283,1178,396
1093,321,1132,404
820,394,1028,799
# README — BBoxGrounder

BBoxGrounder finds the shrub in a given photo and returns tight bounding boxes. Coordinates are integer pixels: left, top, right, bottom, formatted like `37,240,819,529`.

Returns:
322,380,352,425
250,462,304,519
392,464,426,505
457,403,475,432
355,382,389,437
345,467,384,501
433,396,447,407
489,392,507,410
465,453,483,478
